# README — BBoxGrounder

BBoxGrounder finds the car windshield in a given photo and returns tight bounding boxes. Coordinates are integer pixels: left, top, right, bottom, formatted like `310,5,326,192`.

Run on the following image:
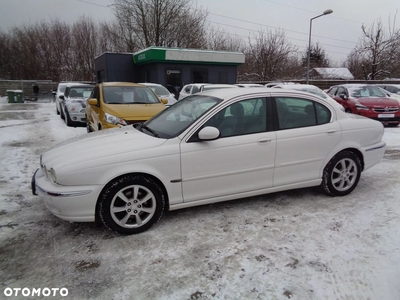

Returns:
69,86,93,98
148,85,170,96
348,86,386,98
141,95,222,139
103,86,161,104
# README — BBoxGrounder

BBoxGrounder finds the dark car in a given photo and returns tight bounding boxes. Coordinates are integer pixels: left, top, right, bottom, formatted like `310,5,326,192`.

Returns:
327,84,400,126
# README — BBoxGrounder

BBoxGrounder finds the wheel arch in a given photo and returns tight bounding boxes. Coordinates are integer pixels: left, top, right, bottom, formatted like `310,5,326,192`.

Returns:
94,172,170,224
329,148,364,171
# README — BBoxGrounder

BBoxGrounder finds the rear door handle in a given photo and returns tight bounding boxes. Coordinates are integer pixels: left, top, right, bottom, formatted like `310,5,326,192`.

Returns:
327,129,337,134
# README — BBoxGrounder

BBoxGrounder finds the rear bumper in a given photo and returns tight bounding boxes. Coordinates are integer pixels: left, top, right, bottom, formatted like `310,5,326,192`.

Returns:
362,141,386,171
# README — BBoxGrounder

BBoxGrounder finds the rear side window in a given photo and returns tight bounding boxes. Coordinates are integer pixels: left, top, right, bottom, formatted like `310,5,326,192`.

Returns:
276,97,331,129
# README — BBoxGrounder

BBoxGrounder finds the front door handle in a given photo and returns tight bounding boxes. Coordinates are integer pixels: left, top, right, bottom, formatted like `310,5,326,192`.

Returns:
258,138,271,144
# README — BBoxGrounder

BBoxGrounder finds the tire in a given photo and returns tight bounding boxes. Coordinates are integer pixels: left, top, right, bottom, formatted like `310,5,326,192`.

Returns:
65,110,73,127
98,175,165,234
321,151,361,196
56,106,60,115
60,106,65,120
86,117,93,133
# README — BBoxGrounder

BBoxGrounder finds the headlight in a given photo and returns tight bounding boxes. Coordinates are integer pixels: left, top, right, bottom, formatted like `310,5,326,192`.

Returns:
105,113,127,125
355,103,369,110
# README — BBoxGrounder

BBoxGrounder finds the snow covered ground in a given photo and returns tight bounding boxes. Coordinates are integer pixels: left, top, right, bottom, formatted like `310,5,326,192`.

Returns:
0,97,399,300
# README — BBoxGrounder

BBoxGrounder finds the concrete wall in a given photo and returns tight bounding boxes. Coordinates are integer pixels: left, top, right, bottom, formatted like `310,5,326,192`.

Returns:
0,80,56,99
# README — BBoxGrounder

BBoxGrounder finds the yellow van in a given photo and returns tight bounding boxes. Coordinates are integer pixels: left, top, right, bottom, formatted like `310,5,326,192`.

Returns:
86,82,167,132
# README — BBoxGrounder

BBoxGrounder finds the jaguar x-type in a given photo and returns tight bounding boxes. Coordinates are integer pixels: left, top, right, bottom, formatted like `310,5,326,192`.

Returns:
32,88,386,234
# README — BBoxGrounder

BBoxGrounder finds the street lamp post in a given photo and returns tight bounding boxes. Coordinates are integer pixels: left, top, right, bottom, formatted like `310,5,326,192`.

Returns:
306,9,333,84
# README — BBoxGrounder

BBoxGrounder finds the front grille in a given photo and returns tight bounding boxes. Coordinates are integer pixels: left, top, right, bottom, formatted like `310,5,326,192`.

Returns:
373,107,399,113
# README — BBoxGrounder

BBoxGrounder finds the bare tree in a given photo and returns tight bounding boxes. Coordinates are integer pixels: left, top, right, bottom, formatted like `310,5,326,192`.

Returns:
243,29,298,81
302,43,330,69
207,27,246,52
350,16,400,80
110,0,208,50
69,16,100,81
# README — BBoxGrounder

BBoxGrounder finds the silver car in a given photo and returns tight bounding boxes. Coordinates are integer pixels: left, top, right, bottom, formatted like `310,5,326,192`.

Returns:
60,84,94,127
140,83,177,106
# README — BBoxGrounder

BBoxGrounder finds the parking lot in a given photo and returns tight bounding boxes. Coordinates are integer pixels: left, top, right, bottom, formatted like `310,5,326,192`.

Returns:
1,98,400,299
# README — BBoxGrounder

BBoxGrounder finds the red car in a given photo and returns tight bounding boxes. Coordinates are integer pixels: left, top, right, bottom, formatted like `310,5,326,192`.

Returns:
327,84,400,126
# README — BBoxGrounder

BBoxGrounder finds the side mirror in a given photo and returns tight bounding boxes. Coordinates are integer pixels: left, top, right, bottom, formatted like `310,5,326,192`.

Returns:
198,126,220,141
59,95,65,100
339,93,348,100
161,98,168,104
87,98,98,106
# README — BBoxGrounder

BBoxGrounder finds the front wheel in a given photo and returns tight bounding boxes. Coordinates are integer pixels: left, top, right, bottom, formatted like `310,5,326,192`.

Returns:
98,175,165,234
321,151,361,196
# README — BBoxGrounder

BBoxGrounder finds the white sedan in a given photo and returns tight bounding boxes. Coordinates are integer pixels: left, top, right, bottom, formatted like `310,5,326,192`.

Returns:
32,88,386,234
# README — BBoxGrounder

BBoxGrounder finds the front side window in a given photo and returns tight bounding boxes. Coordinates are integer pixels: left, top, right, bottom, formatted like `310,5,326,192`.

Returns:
276,97,330,130
102,86,160,104
143,95,222,138
203,98,267,138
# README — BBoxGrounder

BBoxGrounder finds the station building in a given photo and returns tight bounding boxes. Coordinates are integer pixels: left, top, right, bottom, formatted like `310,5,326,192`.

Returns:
94,47,245,91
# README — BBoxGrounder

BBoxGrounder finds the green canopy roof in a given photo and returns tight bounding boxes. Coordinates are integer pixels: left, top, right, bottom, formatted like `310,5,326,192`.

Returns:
133,47,245,66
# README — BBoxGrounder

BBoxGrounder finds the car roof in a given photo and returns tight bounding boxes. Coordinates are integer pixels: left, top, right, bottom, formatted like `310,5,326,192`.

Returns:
67,84,94,88
100,82,144,87
139,82,164,87
197,86,329,101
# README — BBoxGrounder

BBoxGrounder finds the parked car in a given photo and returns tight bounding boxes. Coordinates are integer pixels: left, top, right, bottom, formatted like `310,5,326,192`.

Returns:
178,83,238,100
375,84,400,104
327,84,400,126
140,83,178,106
166,85,180,99
265,82,297,88
375,84,400,95
59,84,94,127
85,82,167,132
32,87,386,234
235,83,264,88
272,84,345,111
53,82,85,118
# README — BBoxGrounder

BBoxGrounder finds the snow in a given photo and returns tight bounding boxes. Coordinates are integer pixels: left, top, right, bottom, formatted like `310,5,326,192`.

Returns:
1,96,400,299
312,68,355,80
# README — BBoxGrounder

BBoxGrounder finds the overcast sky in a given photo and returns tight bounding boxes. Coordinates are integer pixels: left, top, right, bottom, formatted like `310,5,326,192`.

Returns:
0,0,399,64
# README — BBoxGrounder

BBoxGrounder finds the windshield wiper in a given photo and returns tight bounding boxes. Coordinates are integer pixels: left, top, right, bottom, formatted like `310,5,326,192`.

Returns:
136,123,159,137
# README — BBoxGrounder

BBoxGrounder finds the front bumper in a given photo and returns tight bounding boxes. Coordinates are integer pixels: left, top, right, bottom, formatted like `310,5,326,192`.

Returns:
69,111,86,124
32,168,101,222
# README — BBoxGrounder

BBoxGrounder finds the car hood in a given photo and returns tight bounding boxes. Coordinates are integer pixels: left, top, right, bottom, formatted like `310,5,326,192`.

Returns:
354,97,399,107
42,126,167,172
66,98,87,107
104,103,165,120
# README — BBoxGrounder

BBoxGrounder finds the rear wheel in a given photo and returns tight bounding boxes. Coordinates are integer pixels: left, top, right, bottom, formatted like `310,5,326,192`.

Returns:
322,151,361,196
98,175,165,234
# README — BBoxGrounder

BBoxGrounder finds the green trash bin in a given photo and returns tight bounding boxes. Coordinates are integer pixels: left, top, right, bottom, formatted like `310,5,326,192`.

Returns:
6,90,15,103
14,90,24,103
